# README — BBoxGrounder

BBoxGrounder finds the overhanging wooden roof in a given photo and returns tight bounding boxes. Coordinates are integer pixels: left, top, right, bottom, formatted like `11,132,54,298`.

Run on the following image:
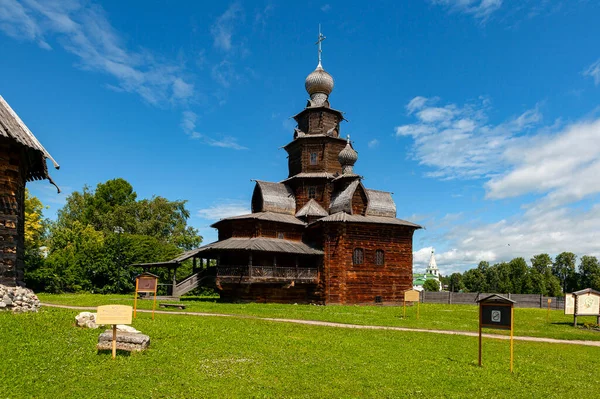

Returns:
309,212,422,228
180,237,323,258
0,96,59,183
211,211,305,227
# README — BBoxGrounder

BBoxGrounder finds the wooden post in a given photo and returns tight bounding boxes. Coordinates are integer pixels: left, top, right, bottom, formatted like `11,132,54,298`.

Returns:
193,257,197,274
112,324,117,360
478,305,482,367
248,252,253,277
152,281,157,321
172,266,177,297
547,298,551,322
510,306,514,373
417,301,420,320
134,277,139,319
403,299,406,319
574,295,578,327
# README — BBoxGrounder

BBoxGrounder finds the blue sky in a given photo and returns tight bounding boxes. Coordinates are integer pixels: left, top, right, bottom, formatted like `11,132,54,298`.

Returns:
2,0,600,273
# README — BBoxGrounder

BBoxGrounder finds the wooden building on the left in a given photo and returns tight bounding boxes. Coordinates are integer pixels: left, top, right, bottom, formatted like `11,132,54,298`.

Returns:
0,96,59,286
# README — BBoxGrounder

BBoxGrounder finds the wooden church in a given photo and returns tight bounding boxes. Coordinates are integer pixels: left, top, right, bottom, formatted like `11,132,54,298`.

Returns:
145,36,421,305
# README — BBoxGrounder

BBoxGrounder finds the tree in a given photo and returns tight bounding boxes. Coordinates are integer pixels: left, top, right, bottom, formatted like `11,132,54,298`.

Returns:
553,252,577,293
449,273,464,292
24,189,47,250
26,178,202,293
423,279,440,292
579,255,600,291
531,254,553,274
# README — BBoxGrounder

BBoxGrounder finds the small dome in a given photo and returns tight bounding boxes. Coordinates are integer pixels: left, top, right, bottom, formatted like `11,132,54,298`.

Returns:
305,64,334,97
338,138,358,167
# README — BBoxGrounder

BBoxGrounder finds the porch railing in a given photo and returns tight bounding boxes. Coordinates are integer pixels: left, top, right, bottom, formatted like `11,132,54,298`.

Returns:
217,265,318,281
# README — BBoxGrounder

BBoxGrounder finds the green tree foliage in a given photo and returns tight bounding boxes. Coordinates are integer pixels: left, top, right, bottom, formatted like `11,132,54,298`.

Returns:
423,279,440,292
553,252,577,293
448,273,464,292
579,255,600,291
25,178,202,293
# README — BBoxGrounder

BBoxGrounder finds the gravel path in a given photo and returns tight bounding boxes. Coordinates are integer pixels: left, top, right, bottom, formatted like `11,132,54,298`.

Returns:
42,302,600,347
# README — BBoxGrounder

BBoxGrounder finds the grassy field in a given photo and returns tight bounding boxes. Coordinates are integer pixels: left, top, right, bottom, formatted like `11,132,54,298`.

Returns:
1,306,600,398
39,293,600,341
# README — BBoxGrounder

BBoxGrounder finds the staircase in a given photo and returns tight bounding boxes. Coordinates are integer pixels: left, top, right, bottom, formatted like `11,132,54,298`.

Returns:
173,267,217,297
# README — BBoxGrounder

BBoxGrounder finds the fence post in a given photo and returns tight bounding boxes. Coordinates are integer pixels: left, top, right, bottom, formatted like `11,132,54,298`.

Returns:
540,294,543,308
448,290,451,304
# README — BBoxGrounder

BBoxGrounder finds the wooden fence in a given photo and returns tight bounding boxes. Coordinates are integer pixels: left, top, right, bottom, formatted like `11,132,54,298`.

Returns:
421,291,566,309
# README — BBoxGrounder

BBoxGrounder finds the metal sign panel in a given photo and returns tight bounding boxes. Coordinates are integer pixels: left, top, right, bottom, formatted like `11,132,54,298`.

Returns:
564,294,575,315
575,292,600,315
404,290,420,302
481,304,512,330
137,276,158,293
96,305,133,325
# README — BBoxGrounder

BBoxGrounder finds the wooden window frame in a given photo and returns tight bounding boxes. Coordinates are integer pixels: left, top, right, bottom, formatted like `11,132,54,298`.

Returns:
310,152,318,165
308,186,316,199
353,248,364,265
375,249,385,266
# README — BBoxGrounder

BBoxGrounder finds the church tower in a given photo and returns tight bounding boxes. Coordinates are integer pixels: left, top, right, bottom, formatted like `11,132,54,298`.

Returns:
425,250,440,277
283,29,357,215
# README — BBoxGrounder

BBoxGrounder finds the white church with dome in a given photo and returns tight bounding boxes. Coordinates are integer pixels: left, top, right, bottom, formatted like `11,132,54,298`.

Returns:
413,250,442,291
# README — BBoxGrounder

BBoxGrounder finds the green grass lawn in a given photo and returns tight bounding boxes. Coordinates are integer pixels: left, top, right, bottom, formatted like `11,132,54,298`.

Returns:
0,307,598,398
39,293,600,341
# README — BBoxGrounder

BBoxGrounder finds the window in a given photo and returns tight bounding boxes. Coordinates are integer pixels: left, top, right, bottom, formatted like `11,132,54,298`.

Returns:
310,152,318,165
353,248,364,265
375,250,385,266
308,186,316,199
277,232,284,239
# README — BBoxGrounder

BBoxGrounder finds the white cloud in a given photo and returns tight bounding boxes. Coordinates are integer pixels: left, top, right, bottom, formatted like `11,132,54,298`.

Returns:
396,96,541,180
321,4,331,12
0,0,193,106
197,200,250,220
211,2,244,53
486,118,600,207
406,96,429,114
584,59,600,85
180,111,247,149
368,139,379,148
415,202,600,273
431,0,503,21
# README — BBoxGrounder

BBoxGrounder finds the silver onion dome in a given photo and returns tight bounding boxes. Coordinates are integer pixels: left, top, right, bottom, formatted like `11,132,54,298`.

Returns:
338,136,358,174
305,63,334,98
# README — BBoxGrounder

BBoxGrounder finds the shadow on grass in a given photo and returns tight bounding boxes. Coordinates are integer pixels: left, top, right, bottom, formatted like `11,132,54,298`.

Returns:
97,349,132,357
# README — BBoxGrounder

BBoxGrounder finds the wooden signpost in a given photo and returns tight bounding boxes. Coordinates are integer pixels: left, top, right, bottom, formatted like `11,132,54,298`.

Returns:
96,305,133,359
403,289,421,319
476,294,515,373
134,272,158,320
547,298,551,322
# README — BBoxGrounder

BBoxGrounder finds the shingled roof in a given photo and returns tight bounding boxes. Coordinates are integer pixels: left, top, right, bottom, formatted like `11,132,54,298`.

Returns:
310,212,422,228
296,199,328,218
251,180,296,215
365,189,396,217
179,237,323,258
0,96,59,183
211,211,305,227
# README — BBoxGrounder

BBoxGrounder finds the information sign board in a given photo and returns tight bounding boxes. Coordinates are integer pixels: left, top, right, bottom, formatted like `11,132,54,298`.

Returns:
96,305,133,325
481,304,512,330
565,294,575,315
137,276,158,293
575,292,600,315
404,290,420,302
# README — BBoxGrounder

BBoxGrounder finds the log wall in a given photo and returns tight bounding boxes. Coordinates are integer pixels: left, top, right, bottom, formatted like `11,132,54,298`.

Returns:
321,223,415,305
0,138,26,286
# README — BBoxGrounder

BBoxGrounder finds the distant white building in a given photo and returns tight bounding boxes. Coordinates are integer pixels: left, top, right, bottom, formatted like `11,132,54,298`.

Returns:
413,249,442,291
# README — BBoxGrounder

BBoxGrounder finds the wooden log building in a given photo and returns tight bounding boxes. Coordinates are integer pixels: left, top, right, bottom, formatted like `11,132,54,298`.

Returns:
135,40,421,305
0,96,59,287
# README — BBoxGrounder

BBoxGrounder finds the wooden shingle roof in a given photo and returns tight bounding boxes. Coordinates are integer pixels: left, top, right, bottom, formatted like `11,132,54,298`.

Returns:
0,96,59,182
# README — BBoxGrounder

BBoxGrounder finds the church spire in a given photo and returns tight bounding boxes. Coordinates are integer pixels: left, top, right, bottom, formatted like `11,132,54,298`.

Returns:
316,24,325,68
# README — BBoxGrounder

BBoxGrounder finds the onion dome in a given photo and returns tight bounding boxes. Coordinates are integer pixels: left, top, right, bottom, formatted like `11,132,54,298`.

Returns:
305,63,334,106
338,136,358,174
